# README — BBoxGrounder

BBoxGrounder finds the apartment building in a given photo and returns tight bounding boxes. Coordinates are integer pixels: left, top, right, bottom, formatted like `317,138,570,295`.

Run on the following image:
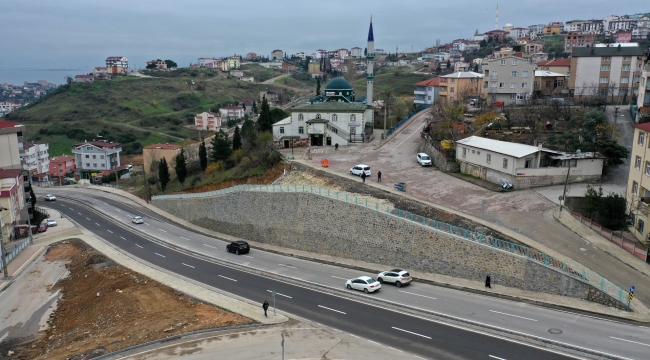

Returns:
438,72,483,103
565,20,585,32
582,20,604,34
350,47,363,58
220,105,245,120
194,111,222,131
0,168,26,244
48,155,76,184
71,140,122,172
227,56,241,70
564,33,595,53
627,123,650,243
20,142,49,176
413,78,444,105
0,120,25,170
482,55,535,105
635,51,650,124
271,50,284,61
105,56,128,74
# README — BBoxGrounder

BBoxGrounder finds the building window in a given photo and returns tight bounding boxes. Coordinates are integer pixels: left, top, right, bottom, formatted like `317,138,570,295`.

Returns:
332,114,337,121
101,164,105,168
279,127,284,134
85,155,89,159
557,79,564,87
316,113,321,119
450,87,455,93
86,163,90,167
646,161,650,176
623,56,631,61
522,82,528,88
298,113,304,121
86,146,92,151
621,77,629,84
451,78,455,83
622,64,630,71
486,153,491,163
522,71,529,78
601,64,610,71
93,163,97,168
500,59,506,65
599,77,609,84
462,148,466,158
512,59,518,65
503,158,508,169
638,219,645,233
499,83,505,88
509,94,516,99
511,71,517,77
601,57,611,61
636,156,642,169
639,132,645,146
633,181,639,195
298,127,304,134
510,83,516,88
100,155,104,159
350,114,356,121
490,82,497,89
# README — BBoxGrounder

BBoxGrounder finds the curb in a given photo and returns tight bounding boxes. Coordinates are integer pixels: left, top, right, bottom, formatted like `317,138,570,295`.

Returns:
65,195,630,360
0,244,49,293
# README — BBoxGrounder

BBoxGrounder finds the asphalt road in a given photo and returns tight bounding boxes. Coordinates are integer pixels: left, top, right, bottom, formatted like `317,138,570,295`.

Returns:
42,194,578,360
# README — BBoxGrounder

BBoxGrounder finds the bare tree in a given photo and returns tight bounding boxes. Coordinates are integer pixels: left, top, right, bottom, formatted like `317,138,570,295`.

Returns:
607,81,618,104
514,100,542,143
427,102,466,141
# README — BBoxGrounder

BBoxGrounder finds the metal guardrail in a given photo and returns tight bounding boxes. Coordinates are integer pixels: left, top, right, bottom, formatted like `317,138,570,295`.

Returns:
0,237,31,270
385,104,430,137
152,184,629,303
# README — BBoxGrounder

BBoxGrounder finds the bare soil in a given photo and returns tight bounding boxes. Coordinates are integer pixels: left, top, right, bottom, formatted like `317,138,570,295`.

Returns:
4,240,252,359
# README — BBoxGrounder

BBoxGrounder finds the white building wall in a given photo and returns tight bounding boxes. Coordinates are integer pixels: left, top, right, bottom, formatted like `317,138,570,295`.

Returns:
574,57,601,93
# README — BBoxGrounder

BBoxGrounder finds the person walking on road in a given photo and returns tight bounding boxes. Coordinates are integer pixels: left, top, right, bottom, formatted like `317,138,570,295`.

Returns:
377,171,382,182
263,300,269,317
361,171,367,183
485,275,491,289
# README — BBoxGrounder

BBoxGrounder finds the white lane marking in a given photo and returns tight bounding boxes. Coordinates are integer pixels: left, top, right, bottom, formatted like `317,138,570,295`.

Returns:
86,217,90,220
267,290,292,299
158,228,167,232
610,336,650,347
107,230,113,233
120,236,126,240
218,275,237,282
399,290,437,300
348,333,360,338
331,328,342,332
368,340,380,345
331,276,348,280
242,254,253,258
316,323,324,326
413,356,427,360
318,305,346,314
278,263,297,269
180,236,190,241
145,223,150,226
78,212,82,215
387,346,403,353
489,310,537,322
391,327,431,339
392,122,425,150
182,263,195,268
95,223,101,226
155,253,166,258
489,356,507,360
203,244,218,249
115,208,121,212
135,244,143,248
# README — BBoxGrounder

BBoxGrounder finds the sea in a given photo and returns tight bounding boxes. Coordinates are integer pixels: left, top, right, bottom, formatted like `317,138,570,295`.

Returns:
0,67,94,86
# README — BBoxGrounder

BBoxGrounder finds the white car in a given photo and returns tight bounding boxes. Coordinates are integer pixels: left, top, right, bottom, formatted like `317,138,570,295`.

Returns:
346,276,381,293
132,216,144,224
377,269,412,288
349,164,371,177
46,219,58,227
417,153,432,166
44,194,56,201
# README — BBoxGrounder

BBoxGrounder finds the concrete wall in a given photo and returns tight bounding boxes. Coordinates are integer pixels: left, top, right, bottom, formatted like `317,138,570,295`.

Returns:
153,191,626,308
417,140,460,173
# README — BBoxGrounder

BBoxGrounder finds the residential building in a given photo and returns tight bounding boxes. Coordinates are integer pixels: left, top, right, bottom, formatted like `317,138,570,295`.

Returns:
565,20,585,33
20,142,49,176
271,49,284,61
74,75,94,83
281,63,296,73
632,27,650,40
530,52,549,64
635,51,650,124
582,20,605,34
71,140,122,173
48,155,76,184
474,33,487,41
246,52,258,60
93,67,110,80
198,57,219,67
105,56,128,75
626,122,650,243
227,56,240,70
613,31,632,43
536,58,571,77
534,70,567,95
194,111,222,131
542,22,564,35
484,30,507,43
413,77,444,105
260,88,283,105
336,49,349,59
0,168,26,243
439,71,483,103
0,120,25,170
454,61,471,72
609,18,637,31
456,136,605,189
528,24,546,36
569,44,644,101
146,59,167,69
143,144,181,175
564,32,595,53
351,47,363,58
219,105,245,120
508,28,530,40
239,98,255,114
308,61,321,74
482,55,535,105
0,101,21,113
525,42,544,54
240,75,254,83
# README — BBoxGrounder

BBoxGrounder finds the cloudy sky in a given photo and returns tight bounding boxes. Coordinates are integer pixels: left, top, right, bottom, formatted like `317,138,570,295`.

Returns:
0,0,645,71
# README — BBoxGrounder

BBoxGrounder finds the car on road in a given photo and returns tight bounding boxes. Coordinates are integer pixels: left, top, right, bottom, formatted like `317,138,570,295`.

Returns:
132,216,144,224
417,153,432,166
377,269,412,287
46,219,58,227
349,164,371,177
37,223,48,233
44,194,56,201
226,241,250,255
346,276,381,293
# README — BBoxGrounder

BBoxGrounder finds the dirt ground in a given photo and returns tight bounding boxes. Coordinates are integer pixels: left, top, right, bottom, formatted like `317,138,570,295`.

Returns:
5,240,252,360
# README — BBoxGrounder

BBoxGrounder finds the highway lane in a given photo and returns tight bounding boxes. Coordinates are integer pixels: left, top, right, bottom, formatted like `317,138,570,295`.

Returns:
44,197,577,360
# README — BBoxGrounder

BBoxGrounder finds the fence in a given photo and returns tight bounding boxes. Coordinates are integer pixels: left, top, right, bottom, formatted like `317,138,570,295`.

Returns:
153,183,629,303
385,104,430,137
0,237,31,271
572,211,648,262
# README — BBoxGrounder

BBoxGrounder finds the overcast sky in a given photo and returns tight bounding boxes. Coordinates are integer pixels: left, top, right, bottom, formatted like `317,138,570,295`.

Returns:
0,1,645,70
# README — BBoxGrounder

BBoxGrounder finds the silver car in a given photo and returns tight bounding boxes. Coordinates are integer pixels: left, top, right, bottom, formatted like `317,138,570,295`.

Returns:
346,276,381,293
46,219,58,227
417,153,432,166
44,194,56,201
132,216,144,224
377,269,412,287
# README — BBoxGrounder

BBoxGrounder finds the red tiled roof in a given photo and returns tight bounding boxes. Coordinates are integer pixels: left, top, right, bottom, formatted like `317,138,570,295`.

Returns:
72,141,122,149
0,169,23,178
0,120,21,129
634,121,650,131
414,78,443,87
143,143,181,150
74,75,93,78
50,155,75,162
535,58,571,67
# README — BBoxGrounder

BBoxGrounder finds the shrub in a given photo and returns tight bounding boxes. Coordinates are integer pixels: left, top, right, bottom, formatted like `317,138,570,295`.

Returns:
190,176,201,187
206,162,221,174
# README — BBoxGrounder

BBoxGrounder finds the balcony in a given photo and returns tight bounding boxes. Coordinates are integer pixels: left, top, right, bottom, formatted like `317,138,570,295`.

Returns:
414,90,426,95
414,99,427,104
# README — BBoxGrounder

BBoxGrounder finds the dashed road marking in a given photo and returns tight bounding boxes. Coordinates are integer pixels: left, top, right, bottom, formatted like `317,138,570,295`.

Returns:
95,223,101,226
331,276,347,280
391,327,431,339
489,310,537,322
107,230,113,233
120,236,126,240
318,305,346,314
218,275,237,282
278,264,297,269
203,244,218,249
158,228,167,232
135,244,143,248
399,290,437,300
180,236,190,241
182,263,195,268
267,290,292,298
155,253,166,258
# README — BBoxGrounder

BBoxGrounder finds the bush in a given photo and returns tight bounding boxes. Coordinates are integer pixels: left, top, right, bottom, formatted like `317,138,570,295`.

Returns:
206,162,221,174
190,176,201,187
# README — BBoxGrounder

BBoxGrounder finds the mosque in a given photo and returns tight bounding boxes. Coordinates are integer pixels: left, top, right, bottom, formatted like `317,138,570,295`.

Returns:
272,18,375,147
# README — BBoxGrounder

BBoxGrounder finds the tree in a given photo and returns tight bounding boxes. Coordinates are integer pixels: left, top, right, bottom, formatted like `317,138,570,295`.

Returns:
258,96,272,132
146,63,157,69
594,140,629,167
252,100,257,114
600,193,631,231
232,126,242,150
198,139,208,171
210,129,232,162
480,39,487,48
164,59,178,68
29,185,36,207
174,148,188,185
158,158,170,192
316,77,321,96
364,47,367,56
446,59,451,69
242,102,246,112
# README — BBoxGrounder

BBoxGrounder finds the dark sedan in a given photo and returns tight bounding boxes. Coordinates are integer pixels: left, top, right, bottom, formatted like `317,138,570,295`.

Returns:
226,241,250,255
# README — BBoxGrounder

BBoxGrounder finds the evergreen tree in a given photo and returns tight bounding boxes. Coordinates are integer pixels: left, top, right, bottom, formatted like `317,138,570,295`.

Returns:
210,129,232,162
158,158,170,192
252,100,257,114
258,96,272,132
446,59,451,69
316,77,321,96
232,126,242,150
174,148,188,185
29,185,37,207
198,139,208,171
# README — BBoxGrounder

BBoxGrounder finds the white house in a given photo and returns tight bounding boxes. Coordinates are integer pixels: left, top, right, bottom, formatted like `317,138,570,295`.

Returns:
220,105,245,120
194,111,222,131
20,142,49,176
71,140,122,171
413,78,443,105
456,136,605,189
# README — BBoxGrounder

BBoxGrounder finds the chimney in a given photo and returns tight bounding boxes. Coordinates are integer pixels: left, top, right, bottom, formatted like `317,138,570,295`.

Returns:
537,142,543,149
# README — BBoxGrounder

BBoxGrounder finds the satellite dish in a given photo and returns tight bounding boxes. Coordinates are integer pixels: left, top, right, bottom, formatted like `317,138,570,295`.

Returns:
576,149,581,153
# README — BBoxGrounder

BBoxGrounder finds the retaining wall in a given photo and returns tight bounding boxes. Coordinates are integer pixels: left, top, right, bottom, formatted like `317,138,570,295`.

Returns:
153,191,627,309
417,139,460,173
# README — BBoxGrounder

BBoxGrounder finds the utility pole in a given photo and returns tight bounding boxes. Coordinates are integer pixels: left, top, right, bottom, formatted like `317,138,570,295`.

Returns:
559,160,572,212
0,207,9,278
611,107,619,138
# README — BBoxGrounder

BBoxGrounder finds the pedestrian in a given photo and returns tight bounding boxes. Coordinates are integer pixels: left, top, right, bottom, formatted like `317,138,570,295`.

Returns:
335,143,339,151
263,300,269,317
361,171,366,183
377,170,382,182
485,274,491,289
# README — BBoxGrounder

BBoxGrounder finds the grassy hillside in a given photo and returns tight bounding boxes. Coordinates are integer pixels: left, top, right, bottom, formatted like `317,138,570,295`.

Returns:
4,69,285,156
353,66,431,99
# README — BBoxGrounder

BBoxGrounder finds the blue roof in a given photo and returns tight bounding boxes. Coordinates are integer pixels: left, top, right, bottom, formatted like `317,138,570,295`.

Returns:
368,19,374,42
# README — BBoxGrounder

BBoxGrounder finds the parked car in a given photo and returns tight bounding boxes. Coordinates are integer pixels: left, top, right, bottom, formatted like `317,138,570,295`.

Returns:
417,153,432,166
226,241,250,255
37,223,48,233
46,219,58,227
132,216,144,224
346,276,381,293
349,164,371,177
377,269,412,287
44,194,56,201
